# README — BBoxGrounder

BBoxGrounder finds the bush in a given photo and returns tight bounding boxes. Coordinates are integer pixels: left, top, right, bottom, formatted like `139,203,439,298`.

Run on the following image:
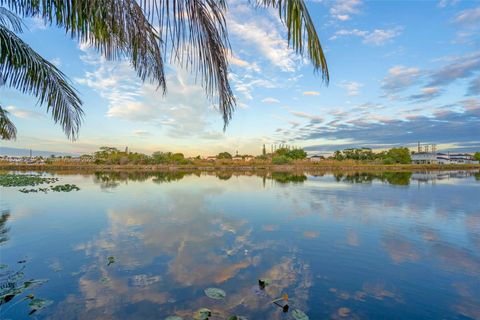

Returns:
272,156,292,165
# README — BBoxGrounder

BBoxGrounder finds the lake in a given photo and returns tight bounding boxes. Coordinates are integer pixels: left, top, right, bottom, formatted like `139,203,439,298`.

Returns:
1,170,479,319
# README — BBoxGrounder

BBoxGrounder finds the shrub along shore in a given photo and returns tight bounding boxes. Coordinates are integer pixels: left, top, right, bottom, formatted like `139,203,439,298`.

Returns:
1,161,479,173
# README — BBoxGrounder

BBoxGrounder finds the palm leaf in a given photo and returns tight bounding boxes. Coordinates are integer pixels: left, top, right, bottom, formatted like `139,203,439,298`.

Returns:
0,25,83,139
0,6,23,32
0,105,17,140
1,0,166,90
257,0,329,82
140,0,236,127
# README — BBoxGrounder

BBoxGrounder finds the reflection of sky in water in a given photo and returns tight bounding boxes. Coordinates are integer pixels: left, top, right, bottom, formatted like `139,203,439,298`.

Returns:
1,171,479,319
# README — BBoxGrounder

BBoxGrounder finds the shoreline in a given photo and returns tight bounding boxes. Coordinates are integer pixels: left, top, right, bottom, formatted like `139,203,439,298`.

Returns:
1,163,479,173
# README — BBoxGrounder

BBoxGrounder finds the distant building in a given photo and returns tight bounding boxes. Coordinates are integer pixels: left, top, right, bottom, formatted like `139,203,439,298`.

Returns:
232,156,243,161
411,152,478,164
205,156,217,161
308,155,323,162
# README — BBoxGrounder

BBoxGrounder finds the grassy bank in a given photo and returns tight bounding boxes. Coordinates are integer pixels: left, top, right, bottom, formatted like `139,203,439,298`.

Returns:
1,161,479,173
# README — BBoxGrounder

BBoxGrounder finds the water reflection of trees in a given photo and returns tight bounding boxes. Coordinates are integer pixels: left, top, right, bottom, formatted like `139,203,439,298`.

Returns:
91,170,479,189
92,171,191,189
334,172,412,185
0,210,10,244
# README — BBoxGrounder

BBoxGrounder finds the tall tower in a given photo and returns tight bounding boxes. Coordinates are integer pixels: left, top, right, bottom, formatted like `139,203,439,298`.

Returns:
262,144,266,156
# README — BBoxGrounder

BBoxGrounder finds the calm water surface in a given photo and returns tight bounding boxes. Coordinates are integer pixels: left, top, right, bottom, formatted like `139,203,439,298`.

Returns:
1,171,480,319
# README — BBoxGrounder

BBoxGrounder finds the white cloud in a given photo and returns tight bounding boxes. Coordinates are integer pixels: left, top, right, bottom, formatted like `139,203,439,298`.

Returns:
329,0,362,21
339,81,362,96
381,65,422,94
290,111,324,123
132,130,151,137
331,27,403,46
453,7,480,26
227,7,300,72
75,47,222,139
261,97,280,104
303,91,320,96
5,106,44,119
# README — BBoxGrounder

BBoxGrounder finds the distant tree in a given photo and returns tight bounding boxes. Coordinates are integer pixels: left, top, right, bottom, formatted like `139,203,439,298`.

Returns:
262,144,267,156
272,155,292,165
217,152,232,159
474,152,480,161
285,149,307,160
385,147,411,164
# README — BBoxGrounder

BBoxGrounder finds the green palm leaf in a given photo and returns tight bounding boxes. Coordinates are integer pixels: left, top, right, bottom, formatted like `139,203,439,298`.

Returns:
0,25,83,139
0,105,17,140
257,0,329,82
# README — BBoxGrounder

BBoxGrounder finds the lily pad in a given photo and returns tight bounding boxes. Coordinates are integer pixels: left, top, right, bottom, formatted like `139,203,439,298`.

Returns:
194,308,212,320
228,316,248,320
204,287,226,300
292,309,309,320
258,278,271,289
165,317,183,320
28,298,53,314
107,256,115,266
23,279,48,289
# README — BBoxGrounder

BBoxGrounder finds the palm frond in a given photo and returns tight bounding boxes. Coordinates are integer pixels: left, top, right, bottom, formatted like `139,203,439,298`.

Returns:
0,7,23,32
257,0,329,83
1,0,166,91
0,105,17,140
139,0,235,127
0,25,83,139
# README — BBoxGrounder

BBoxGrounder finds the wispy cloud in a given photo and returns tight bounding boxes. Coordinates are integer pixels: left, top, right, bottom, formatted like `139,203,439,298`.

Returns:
75,47,223,139
339,81,362,96
261,97,280,104
381,65,422,94
453,6,480,26
329,0,363,21
407,87,443,102
303,91,320,96
227,8,299,72
428,51,480,87
330,27,403,46
467,76,480,96
5,105,44,119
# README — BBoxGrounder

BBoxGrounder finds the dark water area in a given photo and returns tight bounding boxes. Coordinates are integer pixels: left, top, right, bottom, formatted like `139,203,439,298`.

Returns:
1,170,479,319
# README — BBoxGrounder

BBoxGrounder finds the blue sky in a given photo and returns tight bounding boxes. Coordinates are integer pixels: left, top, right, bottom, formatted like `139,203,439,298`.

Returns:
1,0,479,156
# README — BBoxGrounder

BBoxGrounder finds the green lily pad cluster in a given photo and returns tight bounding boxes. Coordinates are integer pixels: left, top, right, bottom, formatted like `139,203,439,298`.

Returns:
51,184,80,192
18,184,80,193
0,174,58,187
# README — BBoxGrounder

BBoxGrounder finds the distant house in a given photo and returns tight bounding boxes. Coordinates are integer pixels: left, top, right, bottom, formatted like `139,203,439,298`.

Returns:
243,156,255,162
309,155,323,162
232,156,243,161
411,152,478,164
205,156,217,161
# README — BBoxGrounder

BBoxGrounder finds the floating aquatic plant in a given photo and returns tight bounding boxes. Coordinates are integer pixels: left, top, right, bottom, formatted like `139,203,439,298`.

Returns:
292,309,309,320
165,316,183,320
204,287,226,300
0,174,58,187
51,184,80,192
194,308,212,320
107,256,115,266
258,278,271,289
28,298,53,315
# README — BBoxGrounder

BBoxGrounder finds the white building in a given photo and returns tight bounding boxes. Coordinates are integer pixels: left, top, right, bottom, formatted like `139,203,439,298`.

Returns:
411,152,478,164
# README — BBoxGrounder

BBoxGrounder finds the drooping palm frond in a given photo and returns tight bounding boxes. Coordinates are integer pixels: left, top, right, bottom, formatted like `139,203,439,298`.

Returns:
0,6,23,32
2,0,166,90
140,0,235,126
257,0,329,82
0,26,83,139
0,105,17,140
